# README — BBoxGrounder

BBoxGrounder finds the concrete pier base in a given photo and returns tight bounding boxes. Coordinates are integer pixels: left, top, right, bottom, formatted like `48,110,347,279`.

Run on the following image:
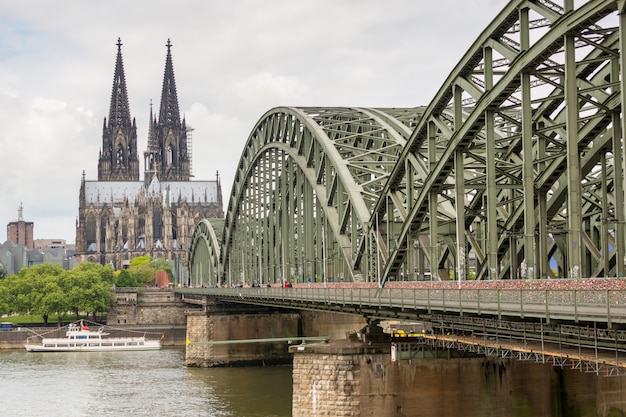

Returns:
290,323,392,417
291,339,390,417
185,310,300,367
291,337,626,417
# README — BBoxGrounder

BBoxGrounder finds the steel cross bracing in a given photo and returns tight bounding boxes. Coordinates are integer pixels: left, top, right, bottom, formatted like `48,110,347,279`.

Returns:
189,219,223,287
369,0,626,284
416,312,626,375
417,337,626,376
219,107,424,286
191,0,626,286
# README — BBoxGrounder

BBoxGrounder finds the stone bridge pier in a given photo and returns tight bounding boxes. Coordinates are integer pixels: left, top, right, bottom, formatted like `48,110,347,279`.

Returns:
184,299,367,367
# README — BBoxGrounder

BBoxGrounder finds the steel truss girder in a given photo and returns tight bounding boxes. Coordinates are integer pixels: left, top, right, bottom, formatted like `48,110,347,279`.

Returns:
189,219,223,286
370,0,626,282
220,107,423,285
421,337,626,377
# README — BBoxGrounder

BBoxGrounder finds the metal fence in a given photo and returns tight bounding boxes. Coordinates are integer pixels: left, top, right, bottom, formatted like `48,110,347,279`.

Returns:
176,287,626,325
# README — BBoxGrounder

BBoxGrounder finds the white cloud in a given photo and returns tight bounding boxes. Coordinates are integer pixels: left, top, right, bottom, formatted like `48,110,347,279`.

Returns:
0,0,507,242
232,72,309,111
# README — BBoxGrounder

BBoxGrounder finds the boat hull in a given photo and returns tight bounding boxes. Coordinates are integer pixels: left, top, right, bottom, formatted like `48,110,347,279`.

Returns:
25,341,161,352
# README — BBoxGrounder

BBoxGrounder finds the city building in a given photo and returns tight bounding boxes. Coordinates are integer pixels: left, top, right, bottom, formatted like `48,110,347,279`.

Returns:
0,240,77,275
6,203,34,250
75,39,223,283
0,240,42,275
1,225,77,275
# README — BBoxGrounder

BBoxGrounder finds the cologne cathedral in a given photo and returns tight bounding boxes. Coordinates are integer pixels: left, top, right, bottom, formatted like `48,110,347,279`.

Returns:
75,39,223,280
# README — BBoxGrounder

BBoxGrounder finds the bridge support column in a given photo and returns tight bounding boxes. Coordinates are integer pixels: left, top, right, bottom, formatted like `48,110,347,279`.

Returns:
290,323,392,417
185,309,300,367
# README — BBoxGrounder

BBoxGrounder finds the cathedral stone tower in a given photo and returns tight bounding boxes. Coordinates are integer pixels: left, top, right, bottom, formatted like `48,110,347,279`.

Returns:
76,39,223,283
98,38,140,181
144,39,191,182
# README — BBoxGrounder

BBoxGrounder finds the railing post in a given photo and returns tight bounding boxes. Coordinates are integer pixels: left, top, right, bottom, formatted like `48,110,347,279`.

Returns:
383,287,386,309
497,289,501,318
442,288,446,312
607,289,611,327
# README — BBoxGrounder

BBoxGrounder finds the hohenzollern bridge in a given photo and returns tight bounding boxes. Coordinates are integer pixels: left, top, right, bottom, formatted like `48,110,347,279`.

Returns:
188,0,626,288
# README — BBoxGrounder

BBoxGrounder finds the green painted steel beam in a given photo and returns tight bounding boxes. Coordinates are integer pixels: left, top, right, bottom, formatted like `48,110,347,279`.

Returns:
191,0,626,287
187,336,330,345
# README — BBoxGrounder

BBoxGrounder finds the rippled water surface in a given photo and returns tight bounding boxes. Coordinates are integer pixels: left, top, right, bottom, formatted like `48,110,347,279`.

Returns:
0,348,292,417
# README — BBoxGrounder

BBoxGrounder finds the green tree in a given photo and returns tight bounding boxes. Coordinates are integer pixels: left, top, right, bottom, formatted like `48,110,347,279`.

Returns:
9,264,65,324
130,263,156,285
128,255,173,284
130,255,151,267
34,277,68,326
86,280,116,319
116,269,138,287
62,263,116,320
0,282,11,316
152,257,174,280
0,263,115,324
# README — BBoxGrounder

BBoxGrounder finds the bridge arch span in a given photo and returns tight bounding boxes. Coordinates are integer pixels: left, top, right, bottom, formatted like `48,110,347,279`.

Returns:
367,0,626,283
189,219,223,286
190,0,626,287
221,106,423,285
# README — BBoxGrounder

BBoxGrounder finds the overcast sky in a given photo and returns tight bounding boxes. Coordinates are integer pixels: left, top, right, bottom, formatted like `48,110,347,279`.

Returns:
0,0,506,244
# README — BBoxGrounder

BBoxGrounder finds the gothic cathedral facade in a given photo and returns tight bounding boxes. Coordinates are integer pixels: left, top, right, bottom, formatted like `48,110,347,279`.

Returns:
75,39,223,282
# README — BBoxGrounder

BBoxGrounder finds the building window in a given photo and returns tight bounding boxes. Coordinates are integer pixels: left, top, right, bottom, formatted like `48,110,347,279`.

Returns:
166,144,174,166
116,145,124,165
86,215,97,252
153,210,162,240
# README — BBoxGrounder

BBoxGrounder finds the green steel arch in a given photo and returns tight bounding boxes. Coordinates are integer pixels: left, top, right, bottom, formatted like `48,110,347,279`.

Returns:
369,0,626,283
191,0,626,286
221,107,424,285
189,218,223,286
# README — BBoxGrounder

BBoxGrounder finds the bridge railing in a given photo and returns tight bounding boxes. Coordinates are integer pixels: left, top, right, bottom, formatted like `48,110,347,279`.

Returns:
176,287,626,324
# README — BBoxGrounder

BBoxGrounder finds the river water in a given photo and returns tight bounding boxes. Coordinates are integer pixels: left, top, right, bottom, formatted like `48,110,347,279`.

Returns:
0,348,292,417
3,347,626,417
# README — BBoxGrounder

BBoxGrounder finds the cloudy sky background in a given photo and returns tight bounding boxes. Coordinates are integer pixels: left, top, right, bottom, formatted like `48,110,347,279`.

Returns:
0,0,505,243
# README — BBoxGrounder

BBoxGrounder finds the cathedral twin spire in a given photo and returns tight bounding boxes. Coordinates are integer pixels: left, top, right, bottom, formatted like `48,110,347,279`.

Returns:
109,38,132,129
98,38,190,182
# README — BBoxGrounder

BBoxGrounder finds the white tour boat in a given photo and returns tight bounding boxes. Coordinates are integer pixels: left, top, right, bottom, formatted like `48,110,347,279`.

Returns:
25,321,161,352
